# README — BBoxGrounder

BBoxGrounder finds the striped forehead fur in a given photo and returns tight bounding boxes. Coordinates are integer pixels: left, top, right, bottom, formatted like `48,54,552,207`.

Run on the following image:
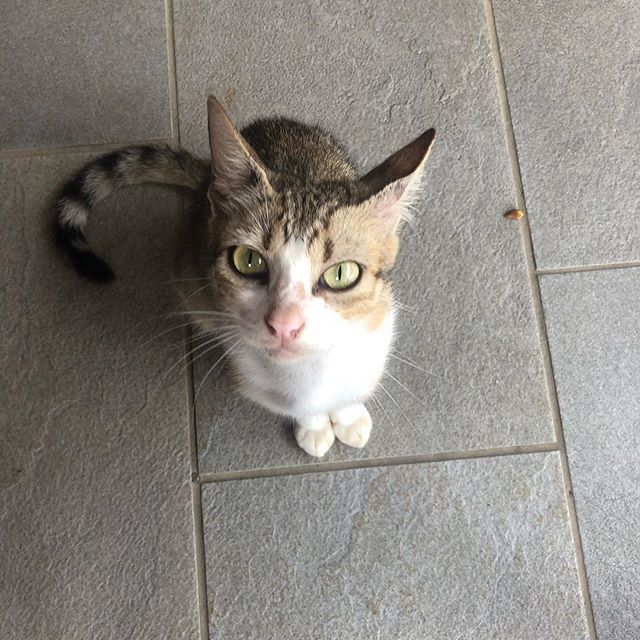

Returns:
204,116,429,331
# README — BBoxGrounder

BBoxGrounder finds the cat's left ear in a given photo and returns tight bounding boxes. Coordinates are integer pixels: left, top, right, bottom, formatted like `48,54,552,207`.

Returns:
357,128,435,234
207,95,272,197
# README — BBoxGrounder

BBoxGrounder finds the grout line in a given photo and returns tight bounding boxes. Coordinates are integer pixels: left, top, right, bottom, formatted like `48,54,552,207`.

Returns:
0,138,173,160
197,442,560,483
483,1,598,638
184,324,200,480
185,324,212,640
183,273,210,637
167,0,201,615
2,2,181,162
538,261,640,276
190,482,211,640
163,0,181,145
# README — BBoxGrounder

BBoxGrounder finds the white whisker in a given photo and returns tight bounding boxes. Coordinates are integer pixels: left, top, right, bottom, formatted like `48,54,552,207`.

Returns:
166,276,211,284
180,282,214,304
193,339,242,411
159,330,240,386
370,391,400,439
160,325,235,350
378,382,419,436
378,293,415,313
168,310,235,318
383,370,429,409
137,322,194,350
388,352,443,379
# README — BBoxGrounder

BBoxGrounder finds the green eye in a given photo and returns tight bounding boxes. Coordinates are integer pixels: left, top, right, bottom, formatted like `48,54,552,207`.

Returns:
230,245,268,278
321,261,361,290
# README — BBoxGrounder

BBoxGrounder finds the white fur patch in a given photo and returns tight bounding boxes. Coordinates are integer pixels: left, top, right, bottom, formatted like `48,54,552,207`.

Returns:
218,238,395,424
272,240,312,301
84,168,115,202
58,199,88,227
330,403,372,448
294,414,335,457
231,310,395,419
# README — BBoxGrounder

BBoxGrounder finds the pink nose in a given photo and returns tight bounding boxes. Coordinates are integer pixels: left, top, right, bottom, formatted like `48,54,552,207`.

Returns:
265,306,306,343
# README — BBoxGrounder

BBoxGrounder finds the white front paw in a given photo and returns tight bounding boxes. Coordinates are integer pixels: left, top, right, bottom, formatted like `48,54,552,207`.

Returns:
295,415,335,458
330,404,372,449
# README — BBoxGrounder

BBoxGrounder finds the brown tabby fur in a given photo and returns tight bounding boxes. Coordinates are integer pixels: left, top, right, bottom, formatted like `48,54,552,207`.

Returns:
54,96,434,341
175,99,432,336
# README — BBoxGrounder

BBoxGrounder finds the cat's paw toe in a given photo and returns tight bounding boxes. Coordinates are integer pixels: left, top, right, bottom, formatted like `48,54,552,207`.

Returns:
331,405,372,449
294,418,335,458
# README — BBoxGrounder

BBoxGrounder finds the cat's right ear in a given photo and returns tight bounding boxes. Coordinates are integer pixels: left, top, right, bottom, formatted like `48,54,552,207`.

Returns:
207,96,272,196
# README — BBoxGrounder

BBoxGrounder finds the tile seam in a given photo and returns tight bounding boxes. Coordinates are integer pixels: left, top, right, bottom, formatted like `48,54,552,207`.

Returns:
184,325,200,480
182,263,210,639
165,0,204,627
538,261,640,276
0,138,174,160
483,1,597,637
196,442,560,483
190,482,210,640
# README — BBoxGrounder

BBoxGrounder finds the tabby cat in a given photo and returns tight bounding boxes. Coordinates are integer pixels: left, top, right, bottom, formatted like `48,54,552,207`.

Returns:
54,97,435,457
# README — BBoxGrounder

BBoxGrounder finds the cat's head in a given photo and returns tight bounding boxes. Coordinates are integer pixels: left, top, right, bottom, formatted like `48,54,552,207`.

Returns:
204,96,434,363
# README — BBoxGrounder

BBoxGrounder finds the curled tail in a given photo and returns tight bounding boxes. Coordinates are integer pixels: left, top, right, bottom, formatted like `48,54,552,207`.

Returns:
54,144,210,282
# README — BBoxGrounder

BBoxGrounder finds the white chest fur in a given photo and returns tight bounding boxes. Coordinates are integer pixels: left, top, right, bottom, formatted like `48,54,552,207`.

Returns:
231,313,394,419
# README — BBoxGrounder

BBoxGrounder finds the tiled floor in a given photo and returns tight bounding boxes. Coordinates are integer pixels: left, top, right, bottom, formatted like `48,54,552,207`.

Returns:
2,2,638,639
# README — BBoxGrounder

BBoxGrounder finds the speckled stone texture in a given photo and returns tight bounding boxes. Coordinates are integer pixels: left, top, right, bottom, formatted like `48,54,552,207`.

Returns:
540,269,640,640
7,1,632,636
0,156,197,639
173,0,554,473
0,1,171,150
493,1,640,269
202,453,587,639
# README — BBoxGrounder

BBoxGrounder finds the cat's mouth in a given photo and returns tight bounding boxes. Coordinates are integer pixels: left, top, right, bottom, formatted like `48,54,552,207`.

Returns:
266,344,308,362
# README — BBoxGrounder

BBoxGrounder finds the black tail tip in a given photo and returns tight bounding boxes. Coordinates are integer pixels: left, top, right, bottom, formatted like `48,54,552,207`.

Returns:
55,222,116,283
68,250,116,283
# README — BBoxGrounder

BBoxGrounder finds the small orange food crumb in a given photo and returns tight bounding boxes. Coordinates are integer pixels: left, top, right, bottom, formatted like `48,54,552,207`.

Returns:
503,209,524,220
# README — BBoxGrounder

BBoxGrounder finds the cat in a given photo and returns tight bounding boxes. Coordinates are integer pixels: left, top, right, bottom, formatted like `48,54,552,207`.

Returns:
54,96,435,457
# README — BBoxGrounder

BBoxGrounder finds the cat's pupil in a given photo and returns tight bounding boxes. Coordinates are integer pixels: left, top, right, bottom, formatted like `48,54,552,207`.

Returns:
337,264,343,281
247,251,254,267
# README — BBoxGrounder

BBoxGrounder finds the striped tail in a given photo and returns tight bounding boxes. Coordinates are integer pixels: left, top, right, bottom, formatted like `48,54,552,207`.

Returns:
54,144,210,282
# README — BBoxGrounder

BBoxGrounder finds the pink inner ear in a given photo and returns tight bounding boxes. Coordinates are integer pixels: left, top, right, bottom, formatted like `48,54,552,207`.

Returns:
390,175,411,200
366,175,412,224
